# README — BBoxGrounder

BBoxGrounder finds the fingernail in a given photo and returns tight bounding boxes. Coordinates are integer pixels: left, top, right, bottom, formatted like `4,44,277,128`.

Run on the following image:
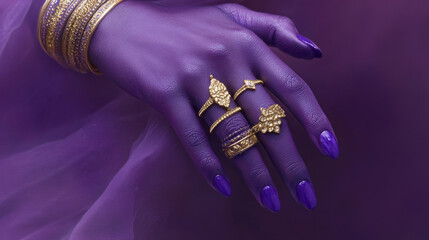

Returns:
297,34,323,58
296,180,317,210
261,185,281,212
319,130,340,159
213,175,231,197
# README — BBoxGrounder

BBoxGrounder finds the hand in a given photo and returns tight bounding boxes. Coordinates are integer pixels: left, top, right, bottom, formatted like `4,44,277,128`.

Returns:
89,1,339,212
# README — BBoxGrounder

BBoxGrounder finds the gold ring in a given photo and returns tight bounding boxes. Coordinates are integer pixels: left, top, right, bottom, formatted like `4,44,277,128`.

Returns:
198,75,231,117
252,104,286,134
209,107,242,133
222,129,258,158
233,80,264,100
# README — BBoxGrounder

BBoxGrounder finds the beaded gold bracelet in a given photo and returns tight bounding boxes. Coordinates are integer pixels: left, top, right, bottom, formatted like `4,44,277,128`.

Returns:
38,0,123,74
62,0,105,70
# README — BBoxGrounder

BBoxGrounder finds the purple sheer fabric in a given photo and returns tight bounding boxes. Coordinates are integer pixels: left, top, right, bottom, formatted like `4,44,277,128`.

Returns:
0,1,200,239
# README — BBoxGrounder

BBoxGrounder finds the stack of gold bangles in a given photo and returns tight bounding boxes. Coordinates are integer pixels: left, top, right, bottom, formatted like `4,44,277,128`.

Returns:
199,76,286,159
38,0,124,74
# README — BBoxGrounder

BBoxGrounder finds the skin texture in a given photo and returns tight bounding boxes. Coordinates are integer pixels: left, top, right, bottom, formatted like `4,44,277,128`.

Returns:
89,0,339,211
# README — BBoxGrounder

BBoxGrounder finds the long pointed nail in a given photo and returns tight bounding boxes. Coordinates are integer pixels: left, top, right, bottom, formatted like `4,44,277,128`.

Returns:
319,130,340,159
213,175,231,197
296,180,317,210
261,185,281,212
297,34,323,58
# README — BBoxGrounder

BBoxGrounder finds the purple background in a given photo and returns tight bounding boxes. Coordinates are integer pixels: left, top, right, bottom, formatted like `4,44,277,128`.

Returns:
243,0,429,238
0,0,428,239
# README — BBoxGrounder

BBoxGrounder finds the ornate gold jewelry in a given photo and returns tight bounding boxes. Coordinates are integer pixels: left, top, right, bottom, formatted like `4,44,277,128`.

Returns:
222,129,258,159
233,79,264,100
209,107,242,133
62,0,105,70
222,126,249,142
198,75,231,117
38,0,124,73
252,104,286,134
81,0,123,73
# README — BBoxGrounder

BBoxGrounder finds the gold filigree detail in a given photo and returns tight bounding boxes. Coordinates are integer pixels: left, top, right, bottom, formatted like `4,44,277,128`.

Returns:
222,129,258,159
198,75,232,117
209,75,230,108
253,104,286,134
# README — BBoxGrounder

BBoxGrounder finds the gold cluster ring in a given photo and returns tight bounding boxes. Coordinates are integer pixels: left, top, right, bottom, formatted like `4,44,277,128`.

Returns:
252,104,286,134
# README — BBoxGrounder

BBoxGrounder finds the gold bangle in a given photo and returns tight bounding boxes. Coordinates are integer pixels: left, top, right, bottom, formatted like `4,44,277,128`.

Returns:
39,0,123,73
38,0,55,55
222,129,258,158
233,80,264,100
198,75,231,117
209,107,242,133
47,0,76,57
252,104,286,134
80,0,124,73
62,0,104,71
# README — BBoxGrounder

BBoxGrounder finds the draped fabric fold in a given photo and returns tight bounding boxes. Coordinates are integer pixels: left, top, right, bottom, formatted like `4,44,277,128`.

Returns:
0,1,201,239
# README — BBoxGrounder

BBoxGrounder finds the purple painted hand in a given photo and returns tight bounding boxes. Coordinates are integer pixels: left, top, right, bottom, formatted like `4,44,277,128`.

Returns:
89,1,339,212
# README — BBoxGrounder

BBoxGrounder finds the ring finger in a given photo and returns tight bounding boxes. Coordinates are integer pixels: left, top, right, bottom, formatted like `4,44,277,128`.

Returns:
228,71,317,210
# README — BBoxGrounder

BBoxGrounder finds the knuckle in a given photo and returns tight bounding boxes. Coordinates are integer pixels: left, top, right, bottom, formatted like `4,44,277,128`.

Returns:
232,28,257,45
274,16,294,28
205,41,230,58
197,156,218,173
220,117,249,138
248,165,270,182
268,16,294,44
280,74,307,94
179,57,206,79
306,111,329,129
283,159,306,177
184,130,207,147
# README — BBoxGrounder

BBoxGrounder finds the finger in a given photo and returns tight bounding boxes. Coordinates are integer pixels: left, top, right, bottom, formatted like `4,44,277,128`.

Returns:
230,72,317,210
188,74,281,212
217,3,322,59
165,98,232,197
256,52,339,159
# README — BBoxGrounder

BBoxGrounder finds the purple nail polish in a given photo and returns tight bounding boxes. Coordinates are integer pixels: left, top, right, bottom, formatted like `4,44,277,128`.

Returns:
297,34,323,58
319,130,340,159
213,175,231,197
261,185,281,212
296,180,317,210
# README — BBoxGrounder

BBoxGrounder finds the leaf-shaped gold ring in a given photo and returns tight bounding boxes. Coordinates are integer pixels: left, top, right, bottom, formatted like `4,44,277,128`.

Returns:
198,75,232,117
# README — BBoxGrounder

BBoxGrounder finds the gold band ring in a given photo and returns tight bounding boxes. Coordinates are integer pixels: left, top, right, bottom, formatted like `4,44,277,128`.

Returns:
222,129,258,158
252,104,286,134
210,107,242,133
233,80,264,100
198,75,231,117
